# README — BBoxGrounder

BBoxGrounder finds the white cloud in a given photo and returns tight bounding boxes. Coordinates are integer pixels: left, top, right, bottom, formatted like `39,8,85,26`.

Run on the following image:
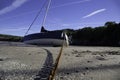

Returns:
0,27,28,36
1,28,27,32
83,8,106,18
0,0,28,15
61,24,70,27
52,0,91,8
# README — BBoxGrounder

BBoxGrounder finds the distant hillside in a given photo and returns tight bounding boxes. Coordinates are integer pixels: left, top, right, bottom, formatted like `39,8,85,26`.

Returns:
0,34,22,42
65,21,120,46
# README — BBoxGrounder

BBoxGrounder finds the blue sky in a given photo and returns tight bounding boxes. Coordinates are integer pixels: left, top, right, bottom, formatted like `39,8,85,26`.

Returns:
0,0,120,36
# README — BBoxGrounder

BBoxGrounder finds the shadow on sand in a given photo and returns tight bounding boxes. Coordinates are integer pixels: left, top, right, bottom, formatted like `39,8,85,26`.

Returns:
34,48,54,80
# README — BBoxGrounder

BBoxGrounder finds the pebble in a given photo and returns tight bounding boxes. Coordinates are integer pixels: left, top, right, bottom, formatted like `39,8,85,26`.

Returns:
0,58,3,61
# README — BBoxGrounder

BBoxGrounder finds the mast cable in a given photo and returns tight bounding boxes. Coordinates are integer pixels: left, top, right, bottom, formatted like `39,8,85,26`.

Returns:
41,0,52,27
24,0,48,36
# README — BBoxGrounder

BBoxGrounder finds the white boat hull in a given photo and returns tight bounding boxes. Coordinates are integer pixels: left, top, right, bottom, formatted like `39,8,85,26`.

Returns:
24,38,68,46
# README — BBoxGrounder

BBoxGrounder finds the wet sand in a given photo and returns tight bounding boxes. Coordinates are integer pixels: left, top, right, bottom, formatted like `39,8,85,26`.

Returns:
0,41,120,80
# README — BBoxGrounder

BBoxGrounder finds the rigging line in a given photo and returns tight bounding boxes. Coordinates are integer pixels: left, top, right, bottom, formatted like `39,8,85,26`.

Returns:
48,35,67,80
24,0,48,36
41,0,52,27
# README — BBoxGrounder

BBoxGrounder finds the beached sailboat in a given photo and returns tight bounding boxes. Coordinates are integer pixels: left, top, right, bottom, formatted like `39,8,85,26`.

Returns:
23,0,69,46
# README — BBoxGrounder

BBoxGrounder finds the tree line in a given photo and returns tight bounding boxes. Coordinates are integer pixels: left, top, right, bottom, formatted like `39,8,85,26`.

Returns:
65,21,120,46
0,34,22,42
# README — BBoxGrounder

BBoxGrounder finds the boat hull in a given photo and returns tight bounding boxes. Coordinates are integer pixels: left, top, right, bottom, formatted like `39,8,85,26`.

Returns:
24,38,64,46
23,32,69,46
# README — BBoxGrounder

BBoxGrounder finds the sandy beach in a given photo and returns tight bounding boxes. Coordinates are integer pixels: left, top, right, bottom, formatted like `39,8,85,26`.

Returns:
0,41,120,80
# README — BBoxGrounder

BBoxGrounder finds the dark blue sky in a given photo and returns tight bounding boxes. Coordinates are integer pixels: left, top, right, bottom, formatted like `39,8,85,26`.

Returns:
0,0,120,36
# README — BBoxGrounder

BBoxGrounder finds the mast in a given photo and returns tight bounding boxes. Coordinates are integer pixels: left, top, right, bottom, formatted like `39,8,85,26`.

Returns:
41,0,52,32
